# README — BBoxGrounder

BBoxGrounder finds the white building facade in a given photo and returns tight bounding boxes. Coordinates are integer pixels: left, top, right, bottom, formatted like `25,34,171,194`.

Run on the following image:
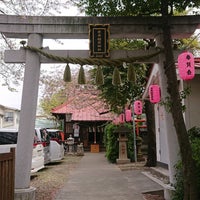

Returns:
0,104,20,129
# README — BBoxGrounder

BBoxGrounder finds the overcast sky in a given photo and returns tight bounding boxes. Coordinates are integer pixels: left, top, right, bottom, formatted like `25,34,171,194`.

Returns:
0,39,89,110
0,85,22,109
0,5,88,110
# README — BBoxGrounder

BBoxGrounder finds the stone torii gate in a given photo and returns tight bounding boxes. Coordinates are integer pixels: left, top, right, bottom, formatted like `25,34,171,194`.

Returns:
2,15,200,199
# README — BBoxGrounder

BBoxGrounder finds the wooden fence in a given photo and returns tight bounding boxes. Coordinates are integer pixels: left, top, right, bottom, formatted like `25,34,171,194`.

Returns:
0,148,15,200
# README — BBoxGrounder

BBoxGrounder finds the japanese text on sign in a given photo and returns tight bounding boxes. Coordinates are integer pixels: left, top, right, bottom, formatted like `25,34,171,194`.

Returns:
89,24,110,57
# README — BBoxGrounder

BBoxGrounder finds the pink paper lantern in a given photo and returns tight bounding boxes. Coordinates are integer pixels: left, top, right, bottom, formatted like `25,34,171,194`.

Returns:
149,85,161,104
113,118,119,125
119,113,125,123
134,100,143,115
178,52,195,80
125,109,132,122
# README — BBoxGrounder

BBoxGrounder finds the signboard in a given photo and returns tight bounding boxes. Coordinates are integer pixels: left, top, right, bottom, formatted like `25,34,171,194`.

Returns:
89,24,110,57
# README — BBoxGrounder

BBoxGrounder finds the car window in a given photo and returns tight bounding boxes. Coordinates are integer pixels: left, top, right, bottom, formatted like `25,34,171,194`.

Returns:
47,130,61,140
40,128,50,142
0,131,18,144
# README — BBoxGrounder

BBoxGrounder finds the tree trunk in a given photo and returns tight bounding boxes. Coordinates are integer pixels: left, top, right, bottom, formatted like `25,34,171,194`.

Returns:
161,15,199,200
144,100,157,167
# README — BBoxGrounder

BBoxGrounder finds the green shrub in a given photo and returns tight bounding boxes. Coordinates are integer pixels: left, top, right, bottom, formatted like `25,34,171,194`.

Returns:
189,127,200,194
104,123,119,163
172,160,184,200
172,126,200,200
104,122,134,163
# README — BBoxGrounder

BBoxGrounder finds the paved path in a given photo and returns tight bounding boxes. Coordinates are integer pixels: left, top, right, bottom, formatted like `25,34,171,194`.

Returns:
54,153,162,200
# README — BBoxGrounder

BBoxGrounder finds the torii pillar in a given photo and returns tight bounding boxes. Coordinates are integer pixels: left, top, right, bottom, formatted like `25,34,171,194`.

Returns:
155,35,180,199
14,34,42,199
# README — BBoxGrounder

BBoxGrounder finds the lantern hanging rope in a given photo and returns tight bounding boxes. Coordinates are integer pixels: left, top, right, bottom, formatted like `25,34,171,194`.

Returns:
63,63,72,82
23,45,163,66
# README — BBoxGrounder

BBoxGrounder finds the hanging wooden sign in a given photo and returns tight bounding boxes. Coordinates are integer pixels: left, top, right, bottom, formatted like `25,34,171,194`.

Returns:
89,24,110,58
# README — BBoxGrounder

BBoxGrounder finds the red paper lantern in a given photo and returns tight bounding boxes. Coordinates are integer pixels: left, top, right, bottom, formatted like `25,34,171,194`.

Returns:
149,85,161,104
178,52,195,80
134,100,143,115
125,109,132,122
119,113,125,123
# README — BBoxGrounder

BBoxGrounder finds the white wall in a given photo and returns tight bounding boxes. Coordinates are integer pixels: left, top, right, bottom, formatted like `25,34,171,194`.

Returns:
0,105,20,129
185,74,200,129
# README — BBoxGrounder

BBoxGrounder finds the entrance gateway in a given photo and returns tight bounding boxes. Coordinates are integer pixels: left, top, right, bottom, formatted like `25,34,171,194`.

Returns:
2,15,200,199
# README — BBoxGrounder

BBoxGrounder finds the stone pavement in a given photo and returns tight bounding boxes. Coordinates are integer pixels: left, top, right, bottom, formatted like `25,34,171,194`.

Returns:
54,152,163,200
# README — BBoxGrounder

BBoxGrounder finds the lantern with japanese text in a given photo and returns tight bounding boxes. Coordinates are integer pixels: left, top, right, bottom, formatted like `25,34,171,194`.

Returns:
119,113,125,123
178,52,195,80
134,100,143,115
149,85,161,104
125,109,132,122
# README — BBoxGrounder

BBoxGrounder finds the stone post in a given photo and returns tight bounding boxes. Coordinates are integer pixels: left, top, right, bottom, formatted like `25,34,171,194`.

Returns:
136,136,145,161
77,143,84,156
67,135,75,154
114,126,131,164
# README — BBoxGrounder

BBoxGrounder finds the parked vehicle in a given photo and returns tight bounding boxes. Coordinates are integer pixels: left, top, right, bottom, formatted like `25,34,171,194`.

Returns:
46,129,65,162
35,128,51,164
0,128,45,174
31,142,45,173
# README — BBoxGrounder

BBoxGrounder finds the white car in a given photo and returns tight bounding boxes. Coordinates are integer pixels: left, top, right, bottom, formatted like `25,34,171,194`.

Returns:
46,129,65,162
35,128,51,164
0,128,45,174
31,142,45,173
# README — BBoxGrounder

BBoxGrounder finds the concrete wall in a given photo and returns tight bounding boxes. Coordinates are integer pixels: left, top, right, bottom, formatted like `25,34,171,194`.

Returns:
155,104,170,165
185,73,200,129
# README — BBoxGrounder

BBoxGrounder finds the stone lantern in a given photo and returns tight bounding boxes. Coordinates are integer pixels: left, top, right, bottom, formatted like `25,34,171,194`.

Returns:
114,126,131,164
66,134,74,154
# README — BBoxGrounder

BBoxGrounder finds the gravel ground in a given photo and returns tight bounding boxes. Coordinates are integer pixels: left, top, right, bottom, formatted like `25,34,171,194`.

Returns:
30,155,82,200
30,154,165,200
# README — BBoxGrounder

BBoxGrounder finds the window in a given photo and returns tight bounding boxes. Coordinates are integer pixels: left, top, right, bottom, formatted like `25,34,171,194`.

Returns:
0,131,18,144
4,112,14,122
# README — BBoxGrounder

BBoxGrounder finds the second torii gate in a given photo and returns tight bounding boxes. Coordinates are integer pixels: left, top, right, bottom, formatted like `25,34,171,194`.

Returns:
2,15,200,199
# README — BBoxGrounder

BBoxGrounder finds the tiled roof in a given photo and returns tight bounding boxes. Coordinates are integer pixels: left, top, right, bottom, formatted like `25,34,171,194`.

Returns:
194,58,200,68
51,89,115,121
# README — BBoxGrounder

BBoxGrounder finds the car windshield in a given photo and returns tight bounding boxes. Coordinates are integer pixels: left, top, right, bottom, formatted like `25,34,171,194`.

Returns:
47,130,61,140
